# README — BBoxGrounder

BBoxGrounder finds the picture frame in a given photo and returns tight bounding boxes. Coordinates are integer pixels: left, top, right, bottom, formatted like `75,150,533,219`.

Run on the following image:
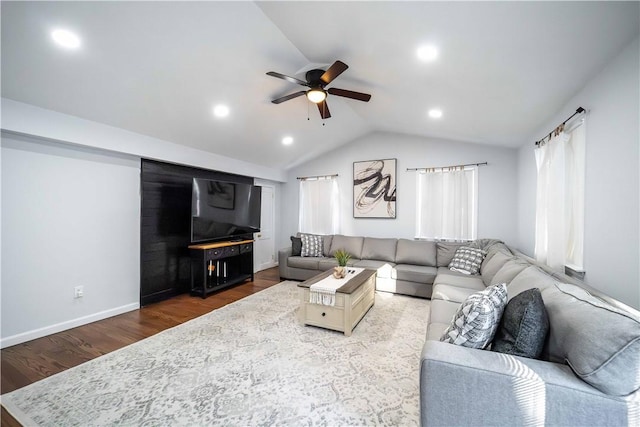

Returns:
353,158,397,218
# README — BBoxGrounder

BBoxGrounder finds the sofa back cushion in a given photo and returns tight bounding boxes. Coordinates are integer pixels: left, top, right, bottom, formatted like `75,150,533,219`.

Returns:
323,235,333,256
481,251,514,286
489,258,530,286
361,237,397,262
435,242,466,267
396,239,436,266
541,282,640,396
507,266,557,299
329,235,364,259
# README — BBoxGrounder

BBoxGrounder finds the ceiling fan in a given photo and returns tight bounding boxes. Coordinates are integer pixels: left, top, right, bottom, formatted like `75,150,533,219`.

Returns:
266,60,371,119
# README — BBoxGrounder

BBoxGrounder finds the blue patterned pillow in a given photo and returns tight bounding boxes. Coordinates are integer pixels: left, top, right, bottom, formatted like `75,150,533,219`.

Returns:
440,283,508,349
300,234,323,257
448,246,486,275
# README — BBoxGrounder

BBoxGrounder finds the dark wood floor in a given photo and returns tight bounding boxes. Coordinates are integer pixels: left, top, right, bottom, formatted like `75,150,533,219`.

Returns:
1,267,283,426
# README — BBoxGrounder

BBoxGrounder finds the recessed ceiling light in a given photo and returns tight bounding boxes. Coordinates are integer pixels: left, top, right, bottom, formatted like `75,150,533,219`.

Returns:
428,109,443,119
417,45,438,62
282,136,294,146
51,29,81,49
213,105,230,118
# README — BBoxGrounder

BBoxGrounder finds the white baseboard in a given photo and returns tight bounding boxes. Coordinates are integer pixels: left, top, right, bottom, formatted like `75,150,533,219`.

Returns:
255,261,278,272
0,303,140,349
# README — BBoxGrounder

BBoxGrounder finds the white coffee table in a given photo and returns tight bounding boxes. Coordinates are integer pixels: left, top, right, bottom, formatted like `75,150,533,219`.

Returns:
298,268,376,336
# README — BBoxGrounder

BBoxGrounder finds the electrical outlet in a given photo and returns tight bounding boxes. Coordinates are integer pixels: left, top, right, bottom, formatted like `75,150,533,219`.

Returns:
74,286,84,299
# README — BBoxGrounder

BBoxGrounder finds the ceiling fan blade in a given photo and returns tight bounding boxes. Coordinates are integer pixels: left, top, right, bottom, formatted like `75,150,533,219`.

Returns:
317,100,331,119
266,71,309,87
320,60,348,85
271,91,306,104
328,87,371,102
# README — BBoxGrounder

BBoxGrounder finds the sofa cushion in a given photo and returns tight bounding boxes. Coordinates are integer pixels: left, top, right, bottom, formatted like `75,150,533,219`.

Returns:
434,267,485,290
432,284,479,304
492,288,549,359
288,256,320,270
322,235,333,256
392,264,437,284
508,266,557,300
300,233,323,257
361,237,397,262
448,246,486,275
481,251,514,286
430,298,463,324
490,258,530,285
290,236,302,256
440,283,508,349
395,239,437,266
354,259,395,279
426,322,450,341
329,235,364,259
541,282,640,396
428,298,462,341
436,242,466,267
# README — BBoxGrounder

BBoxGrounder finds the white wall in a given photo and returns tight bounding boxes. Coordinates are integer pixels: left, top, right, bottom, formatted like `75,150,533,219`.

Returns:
1,133,141,347
279,131,519,249
516,36,640,309
1,98,287,183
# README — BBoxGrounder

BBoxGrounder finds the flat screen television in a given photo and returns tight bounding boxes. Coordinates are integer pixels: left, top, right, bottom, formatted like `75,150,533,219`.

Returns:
191,178,261,243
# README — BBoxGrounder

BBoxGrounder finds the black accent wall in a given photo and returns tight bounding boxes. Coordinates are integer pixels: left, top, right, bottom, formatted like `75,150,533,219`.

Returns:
140,159,253,305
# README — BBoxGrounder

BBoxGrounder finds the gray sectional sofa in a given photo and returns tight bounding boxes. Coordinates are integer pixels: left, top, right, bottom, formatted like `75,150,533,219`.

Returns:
279,234,466,298
422,239,640,426
280,234,640,426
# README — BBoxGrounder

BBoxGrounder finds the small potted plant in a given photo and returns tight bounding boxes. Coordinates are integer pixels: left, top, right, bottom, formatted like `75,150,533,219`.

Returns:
333,249,351,278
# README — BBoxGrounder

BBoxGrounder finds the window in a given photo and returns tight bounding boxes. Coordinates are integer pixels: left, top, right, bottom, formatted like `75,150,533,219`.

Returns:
298,176,340,235
534,120,585,272
415,166,478,240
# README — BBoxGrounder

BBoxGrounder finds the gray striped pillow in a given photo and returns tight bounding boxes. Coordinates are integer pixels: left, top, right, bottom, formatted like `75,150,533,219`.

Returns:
440,283,508,349
448,246,486,275
300,234,323,257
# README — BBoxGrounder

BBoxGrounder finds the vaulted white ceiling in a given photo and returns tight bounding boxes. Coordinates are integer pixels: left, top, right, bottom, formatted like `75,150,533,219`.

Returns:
2,1,638,170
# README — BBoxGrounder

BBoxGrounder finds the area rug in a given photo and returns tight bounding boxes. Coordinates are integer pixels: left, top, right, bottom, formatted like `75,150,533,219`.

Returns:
1,281,430,426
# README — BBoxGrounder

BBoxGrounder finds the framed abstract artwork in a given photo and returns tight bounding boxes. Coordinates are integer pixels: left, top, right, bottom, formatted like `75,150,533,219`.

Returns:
353,158,397,218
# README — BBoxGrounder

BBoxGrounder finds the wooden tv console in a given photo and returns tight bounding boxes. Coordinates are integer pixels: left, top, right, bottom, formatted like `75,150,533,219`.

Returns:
188,240,254,298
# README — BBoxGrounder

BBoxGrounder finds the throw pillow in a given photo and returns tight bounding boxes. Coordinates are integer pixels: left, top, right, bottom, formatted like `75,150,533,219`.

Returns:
300,234,323,257
290,236,302,256
492,288,549,359
440,283,508,349
448,246,487,275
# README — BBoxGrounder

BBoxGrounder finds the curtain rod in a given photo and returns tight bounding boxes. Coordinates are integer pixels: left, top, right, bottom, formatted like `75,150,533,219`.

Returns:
296,173,338,180
406,162,487,172
534,107,585,147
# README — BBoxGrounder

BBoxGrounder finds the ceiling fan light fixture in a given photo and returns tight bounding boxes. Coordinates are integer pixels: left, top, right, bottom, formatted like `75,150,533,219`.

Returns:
306,88,327,104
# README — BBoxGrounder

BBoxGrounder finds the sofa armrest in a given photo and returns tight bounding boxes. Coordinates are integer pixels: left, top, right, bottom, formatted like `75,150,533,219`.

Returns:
278,246,292,259
278,247,292,279
420,340,634,426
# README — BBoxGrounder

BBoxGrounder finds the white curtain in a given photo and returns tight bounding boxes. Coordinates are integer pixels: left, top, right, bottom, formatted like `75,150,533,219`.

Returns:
416,166,477,240
565,124,585,269
298,177,340,235
534,123,585,271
